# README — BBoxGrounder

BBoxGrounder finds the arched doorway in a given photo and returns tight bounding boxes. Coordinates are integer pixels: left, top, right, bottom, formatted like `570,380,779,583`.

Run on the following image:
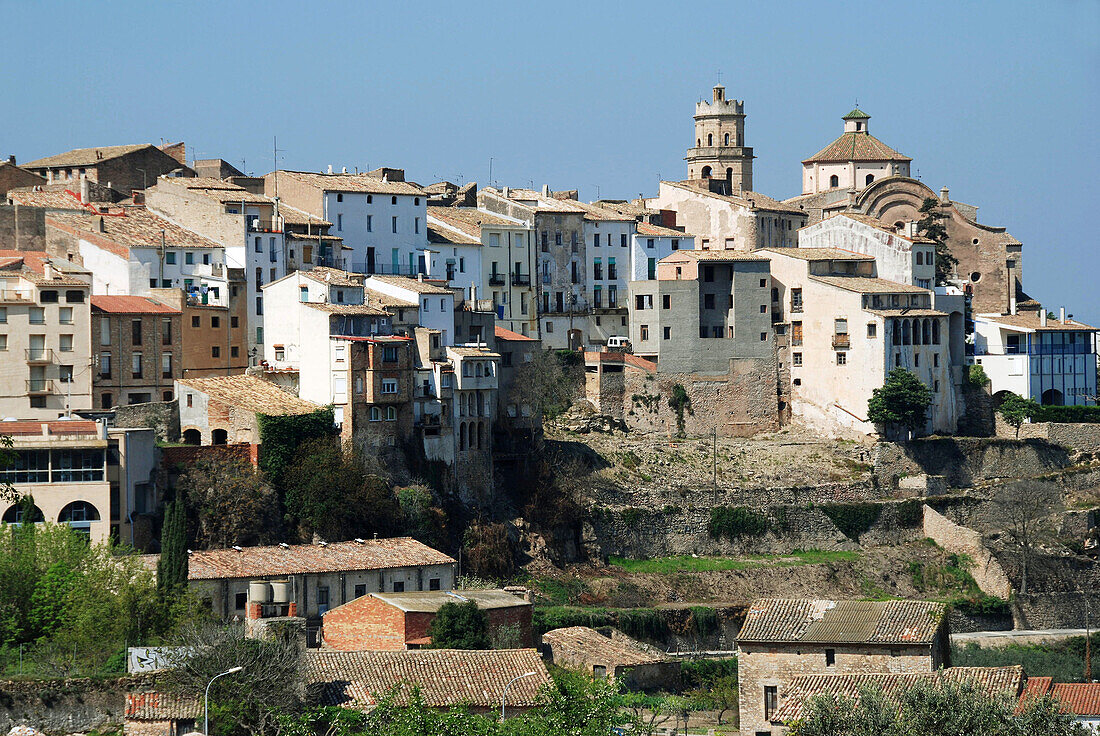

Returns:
211,428,228,445
701,166,712,179
1041,389,1064,406
183,428,201,445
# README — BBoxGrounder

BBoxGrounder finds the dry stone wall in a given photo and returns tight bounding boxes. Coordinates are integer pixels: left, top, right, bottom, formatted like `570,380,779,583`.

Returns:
874,438,1073,488
0,677,129,733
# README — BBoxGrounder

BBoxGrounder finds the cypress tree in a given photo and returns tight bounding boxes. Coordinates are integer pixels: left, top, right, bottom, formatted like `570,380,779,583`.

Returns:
157,496,188,594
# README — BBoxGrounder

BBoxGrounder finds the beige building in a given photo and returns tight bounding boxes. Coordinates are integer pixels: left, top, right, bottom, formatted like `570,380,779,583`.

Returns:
685,84,754,192
176,374,321,446
800,110,912,196
21,143,192,196
737,598,948,736
765,246,959,437
0,250,92,419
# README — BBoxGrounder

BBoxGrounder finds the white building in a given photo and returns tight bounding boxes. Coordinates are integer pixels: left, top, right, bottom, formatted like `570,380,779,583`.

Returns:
144,177,291,355
364,275,456,347
972,311,1097,406
801,110,912,196
46,208,229,306
0,251,93,419
630,222,695,281
264,170,428,277
765,247,960,437
798,213,936,289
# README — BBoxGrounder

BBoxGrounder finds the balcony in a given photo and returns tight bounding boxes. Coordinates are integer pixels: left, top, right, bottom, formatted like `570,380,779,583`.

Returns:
0,290,33,302
511,273,531,286
25,348,54,363
791,303,804,314
488,274,506,286
832,335,851,349
26,379,54,394
247,218,279,233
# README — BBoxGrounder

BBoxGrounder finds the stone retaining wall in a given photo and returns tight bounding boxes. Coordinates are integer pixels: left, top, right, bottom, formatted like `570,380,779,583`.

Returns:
995,418,1100,453
0,677,131,733
874,438,1073,488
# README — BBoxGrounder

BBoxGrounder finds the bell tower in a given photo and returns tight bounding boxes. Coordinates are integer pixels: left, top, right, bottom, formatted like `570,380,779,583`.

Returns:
685,84,754,193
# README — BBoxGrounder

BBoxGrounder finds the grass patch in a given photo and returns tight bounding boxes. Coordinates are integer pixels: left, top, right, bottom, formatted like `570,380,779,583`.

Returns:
608,550,860,574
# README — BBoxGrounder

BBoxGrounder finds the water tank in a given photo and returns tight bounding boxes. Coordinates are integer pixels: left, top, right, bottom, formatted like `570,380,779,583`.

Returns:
270,580,291,604
249,581,272,604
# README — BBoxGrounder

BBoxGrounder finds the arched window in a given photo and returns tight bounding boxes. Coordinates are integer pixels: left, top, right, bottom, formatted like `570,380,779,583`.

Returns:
2,503,44,524
707,134,713,146
59,501,100,532
902,320,911,345
912,319,922,345
211,429,228,445
459,422,467,451
370,406,381,421
865,174,874,185
182,428,201,445
701,166,712,179
829,174,839,188
385,406,396,421
391,196,397,205
922,319,931,345
475,363,482,377
724,133,730,145
477,423,484,450
932,319,941,345
696,139,700,147
891,319,900,346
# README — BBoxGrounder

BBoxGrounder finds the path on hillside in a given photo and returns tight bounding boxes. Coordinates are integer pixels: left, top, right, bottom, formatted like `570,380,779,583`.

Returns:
952,628,1091,647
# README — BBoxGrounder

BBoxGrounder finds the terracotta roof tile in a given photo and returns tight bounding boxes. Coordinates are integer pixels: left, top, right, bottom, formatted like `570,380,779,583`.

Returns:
301,267,363,287
333,589,531,615
1049,683,1100,716
427,223,480,246
636,222,692,238
125,692,203,720
773,666,1023,723
975,312,1097,333
738,599,946,644
542,627,667,666
47,208,222,254
276,171,424,196
0,419,100,436
0,249,92,286
367,275,453,295
24,144,152,169
803,131,911,164
303,649,549,709
664,180,807,215
810,275,931,294
91,295,180,314
6,186,88,210
662,250,769,263
175,374,320,415
761,247,875,261
183,537,454,580
304,302,389,316
495,325,536,341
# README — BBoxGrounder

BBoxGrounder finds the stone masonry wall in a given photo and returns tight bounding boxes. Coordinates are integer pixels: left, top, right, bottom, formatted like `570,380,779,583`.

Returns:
0,677,131,732
921,504,1012,598
113,400,180,442
873,438,1073,488
995,419,1100,454
0,205,46,252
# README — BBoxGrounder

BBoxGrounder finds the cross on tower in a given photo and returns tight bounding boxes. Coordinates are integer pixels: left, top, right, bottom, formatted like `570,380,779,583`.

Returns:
716,69,722,85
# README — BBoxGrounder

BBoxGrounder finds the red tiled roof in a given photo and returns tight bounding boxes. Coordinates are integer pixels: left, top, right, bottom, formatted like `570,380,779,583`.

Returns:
738,599,946,645
185,537,455,580
495,325,536,342
1,419,100,436
803,131,912,164
303,649,550,709
1019,677,1100,716
91,295,180,314
773,666,1024,723
125,692,203,720
542,627,668,666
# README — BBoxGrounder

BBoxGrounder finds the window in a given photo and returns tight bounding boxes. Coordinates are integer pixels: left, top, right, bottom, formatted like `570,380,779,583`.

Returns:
211,346,221,358
793,352,803,367
593,258,603,280
671,238,680,250
385,406,396,421
392,581,405,592
317,586,329,609
367,195,373,204
231,316,238,328
254,237,262,253
255,296,263,315
704,293,715,309
791,321,803,346
429,577,441,591
760,304,767,313
391,216,398,233
59,364,73,383
646,238,654,249
336,193,343,202
58,307,73,324
29,307,44,324
131,353,142,378
162,353,173,378
826,649,836,667
381,378,398,394
275,346,285,361
337,214,343,231
102,392,112,409
663,326,671,340
0,335,5,351
620,233,627,247
791,288,803,312
703,266,714,282
185,252,194,265
867,322,877,338
40,290,58,303
59,334,73,352
370,407,381,422
916,251,923,265
100,353,111,378
0,307,5,323
830,174,839,188
391,196,398,205
765,686,778,721
414,217,420,234
366,214,373,232
837,352,847,365
760,332,767,341
865,173,875,185
354,584,367,598
640,325,649,341
131,319,142,345
834,318,848,335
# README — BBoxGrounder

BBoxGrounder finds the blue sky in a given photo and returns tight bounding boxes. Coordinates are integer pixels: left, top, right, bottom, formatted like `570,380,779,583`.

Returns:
3,1,1097,322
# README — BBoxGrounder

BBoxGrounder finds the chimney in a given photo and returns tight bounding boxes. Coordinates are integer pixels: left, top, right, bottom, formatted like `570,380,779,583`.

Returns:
341,166,347,174
502,186,509,198
1009,296,1017,316
541,184,550,197
79,175,89,203
327,164,333,174
7,155,14,165
1040,310,1048,327
939,187,950,204
1060,306,1066,324
97,216,106,232
46,170,54,184
417,273,424,282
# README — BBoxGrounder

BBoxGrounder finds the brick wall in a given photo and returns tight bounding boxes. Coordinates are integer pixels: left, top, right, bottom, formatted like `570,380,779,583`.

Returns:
322,595,409,650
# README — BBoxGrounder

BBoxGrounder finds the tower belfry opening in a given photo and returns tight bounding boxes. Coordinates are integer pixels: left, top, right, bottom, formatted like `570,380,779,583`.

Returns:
685,84,754,194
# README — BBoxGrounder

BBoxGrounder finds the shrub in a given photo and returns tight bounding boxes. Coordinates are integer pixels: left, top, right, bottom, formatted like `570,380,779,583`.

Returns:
428,601,490,649
821,503,883,542
708,506,770,541
967,364,989,387
687,606,719,637
1032,404,1100,423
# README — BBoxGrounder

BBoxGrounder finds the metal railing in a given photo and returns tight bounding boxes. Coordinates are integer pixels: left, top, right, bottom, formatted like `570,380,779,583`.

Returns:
488,274,506,286
832,335,851,349
511,273,531,286
26,379,54,394
25,349,54,363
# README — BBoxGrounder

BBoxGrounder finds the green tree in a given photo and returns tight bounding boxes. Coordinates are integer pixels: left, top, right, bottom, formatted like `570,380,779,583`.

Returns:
256,408,336,487
0,434,16,505
997,392,1041,438
158,494,189,594
282,437,401,543
428,600,490,649
396,484,447,549
917,196,958,286
868,368,932,437
29,560,78,638
667,384,693,438
511,349,582,420
178,455,279,549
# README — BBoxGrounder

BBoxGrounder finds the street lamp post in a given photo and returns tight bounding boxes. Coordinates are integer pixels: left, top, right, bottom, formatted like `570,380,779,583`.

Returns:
501,671,537,721
205,666,243,735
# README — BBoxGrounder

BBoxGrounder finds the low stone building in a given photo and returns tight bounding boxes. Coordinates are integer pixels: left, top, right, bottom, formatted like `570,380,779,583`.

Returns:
770,666,1023,733
175,373,321,446
303,648,550,716
541,626,680,692
736,598,948,736
124,691,201,736
91,295,182,409
178,537,456,624
321,588,533,651
22,142,193,196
